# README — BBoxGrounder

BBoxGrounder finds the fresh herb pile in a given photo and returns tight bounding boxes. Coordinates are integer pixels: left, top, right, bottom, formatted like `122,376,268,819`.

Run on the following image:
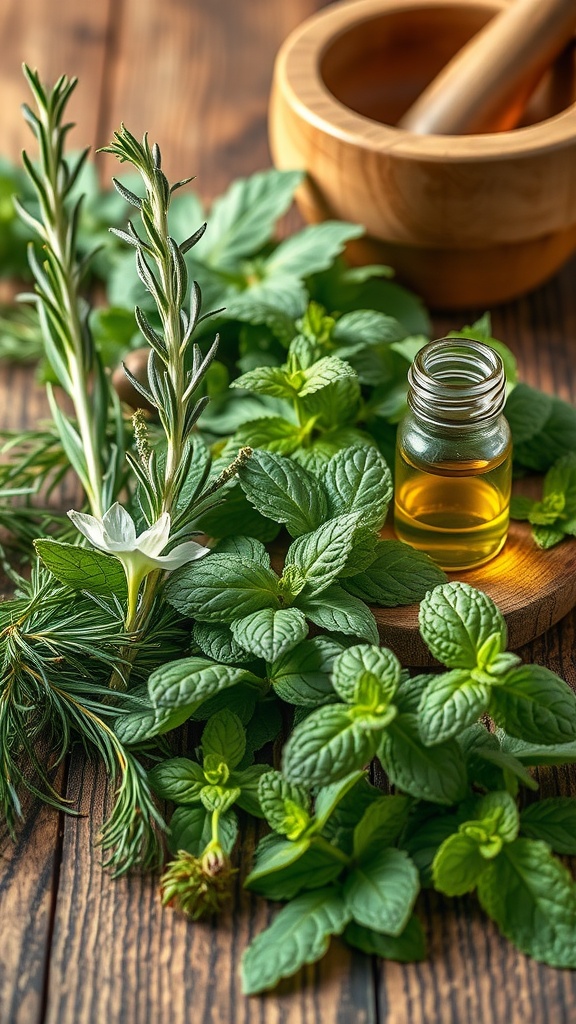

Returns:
1,69,576,994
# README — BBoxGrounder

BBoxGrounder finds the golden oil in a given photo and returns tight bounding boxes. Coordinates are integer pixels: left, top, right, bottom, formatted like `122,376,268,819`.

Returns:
394,338,512,571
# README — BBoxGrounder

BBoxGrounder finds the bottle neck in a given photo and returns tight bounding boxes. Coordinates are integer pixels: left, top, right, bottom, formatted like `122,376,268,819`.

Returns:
407,337,506,430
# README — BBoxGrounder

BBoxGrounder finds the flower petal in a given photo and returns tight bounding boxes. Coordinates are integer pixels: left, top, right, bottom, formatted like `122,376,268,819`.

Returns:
149,540,210,570
102,503,137,545
67,509,107,550
136,512,171,557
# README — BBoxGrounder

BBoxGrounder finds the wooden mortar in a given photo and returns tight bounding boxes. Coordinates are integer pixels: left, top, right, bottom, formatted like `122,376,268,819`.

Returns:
269,0,576,308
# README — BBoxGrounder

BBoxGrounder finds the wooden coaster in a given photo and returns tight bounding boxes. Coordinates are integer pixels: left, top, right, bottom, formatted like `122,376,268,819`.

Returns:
375,514,576,667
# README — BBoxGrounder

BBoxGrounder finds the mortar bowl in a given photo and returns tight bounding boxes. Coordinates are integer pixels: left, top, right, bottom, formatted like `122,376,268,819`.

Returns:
269,0,576,309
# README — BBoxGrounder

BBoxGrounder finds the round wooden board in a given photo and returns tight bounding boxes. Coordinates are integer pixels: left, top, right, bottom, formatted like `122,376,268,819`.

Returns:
375,514,576,666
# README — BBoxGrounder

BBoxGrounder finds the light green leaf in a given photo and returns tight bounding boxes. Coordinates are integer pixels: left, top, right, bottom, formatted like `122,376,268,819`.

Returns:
419,582,506,669
148,657,262,709
344,848,419,935
114,704,193,746
201,709,246,770
332,644,401,705
264,221,364,278
230,364,297,400
258,770,311,836
353,796,411,860
379,714,468,805
148,758,205,803
298,584,379,643
490,664,576,744
212,534,271,567
344,540,446,607
500,734,576,766
477,839,576,968
282,704,379,787
333,309,406,348
520,798,576,854
322,445,393,529
231,606,308,663
418,670,491,745
198,168,303,268
165,553,280,622
200,784,241,814
432,832,489,896
241,888,351,994
313,770,367,829
298,355,357,396
229,764,267,817
34,539,127,596
285,514,360,596
344,915,426,962
168,805,238,856
475,790,519,845
245,834,343,900
270,636,342,707
237,448,327,536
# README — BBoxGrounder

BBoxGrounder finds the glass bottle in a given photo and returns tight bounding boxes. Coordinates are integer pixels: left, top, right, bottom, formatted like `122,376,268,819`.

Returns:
394,337,512,571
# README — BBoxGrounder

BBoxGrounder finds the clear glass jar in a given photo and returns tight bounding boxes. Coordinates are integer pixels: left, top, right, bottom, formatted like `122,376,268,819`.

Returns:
394,337,512,571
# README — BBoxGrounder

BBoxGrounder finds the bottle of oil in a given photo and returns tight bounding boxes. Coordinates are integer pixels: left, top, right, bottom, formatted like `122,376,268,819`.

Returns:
394,337,512,571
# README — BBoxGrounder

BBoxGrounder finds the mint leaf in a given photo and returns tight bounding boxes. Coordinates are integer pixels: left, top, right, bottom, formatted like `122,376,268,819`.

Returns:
231,365,297,399
241,888,350,994
264,221,364,278
344,916,426,962
165,553,279,622
34,539,127,596
313,771,367,829
474,790,519,844
258,770,311,836
298,584,379,643
418,670,491,745
148,657,261,710
520,798,576,854
505,383,553,446
322,445,393,529
419,582,506,669
379,714,468,805
432,832,488,896
513,392,576,472
344,540,446,607
270,636,341,707
332,309,406,349
229,763,267,817
148,758,205,803
168,805,238,857
343,848,419,935
477,839,576,968
532,525,566,549
298,356,357,397
352,796,411,860
231,607,308,663
245,835,343,901
197,482,281,541
197,169,303,268
500,734,576,765
227,417,303,456
509,495,534,520
332,644,401,704
544,452,576,513
282,704,379,787
285,514,359,596
114,705,193,745
192,621,251,665
490,664,576,744
237,448,327,536
201,709,246,770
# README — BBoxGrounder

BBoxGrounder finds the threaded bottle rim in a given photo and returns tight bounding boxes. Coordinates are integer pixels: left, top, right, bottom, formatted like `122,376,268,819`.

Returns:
407,337,506,426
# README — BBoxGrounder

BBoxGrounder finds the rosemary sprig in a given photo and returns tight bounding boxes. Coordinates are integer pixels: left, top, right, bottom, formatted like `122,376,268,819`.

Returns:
15,66,125,518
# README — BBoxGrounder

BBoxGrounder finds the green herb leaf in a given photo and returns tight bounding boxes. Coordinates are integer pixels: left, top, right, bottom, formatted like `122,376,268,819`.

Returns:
332,644,401,705
297,585,379,643
418,670,491,745
520,798,576,854
344,540,446,607
379,714,468,805
231,606,308,663
168,805,238,856
352,796,411,860
490,664,576,744
270,636,342,707
343,848,419,935
432,832,489,896
322,445,392,529
34,538,127,596
148,758,205,803
419,582,506,669
165,553,280,622
245,834,344,901
477,839,576,968
192,621,251,665
201,709,246,770
237,448,327,536
285,514,360,596
148,657,262,710
264,221,364,278
344,915,427,962
282,704,379,787
258,769,311,836
241,888,351,994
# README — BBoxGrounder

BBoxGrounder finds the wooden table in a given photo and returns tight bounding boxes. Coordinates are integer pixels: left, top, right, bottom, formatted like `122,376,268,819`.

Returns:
1,1,575,1022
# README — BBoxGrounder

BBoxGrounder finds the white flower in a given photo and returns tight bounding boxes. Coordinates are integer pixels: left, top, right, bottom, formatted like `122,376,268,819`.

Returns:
68,502,208,624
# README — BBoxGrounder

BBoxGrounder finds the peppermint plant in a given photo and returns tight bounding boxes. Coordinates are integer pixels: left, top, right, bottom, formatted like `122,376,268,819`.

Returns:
510,453,576,548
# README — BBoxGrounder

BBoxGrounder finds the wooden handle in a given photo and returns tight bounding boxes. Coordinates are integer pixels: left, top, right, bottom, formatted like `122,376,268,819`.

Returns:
398,0,576,134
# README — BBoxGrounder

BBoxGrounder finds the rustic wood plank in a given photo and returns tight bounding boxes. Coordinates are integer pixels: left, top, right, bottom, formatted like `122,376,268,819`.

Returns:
0,786,63,1024
42,753,376,1024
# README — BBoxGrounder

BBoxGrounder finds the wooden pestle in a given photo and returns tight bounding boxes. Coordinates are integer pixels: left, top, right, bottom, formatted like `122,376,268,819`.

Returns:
398,0,576,134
